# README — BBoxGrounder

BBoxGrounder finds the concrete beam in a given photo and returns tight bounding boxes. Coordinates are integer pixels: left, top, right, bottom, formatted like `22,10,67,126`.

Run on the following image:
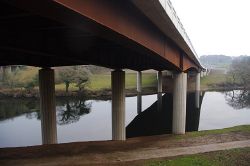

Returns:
111,70,125,140
172,72,187,134
137,71,142,114
39,68,57,144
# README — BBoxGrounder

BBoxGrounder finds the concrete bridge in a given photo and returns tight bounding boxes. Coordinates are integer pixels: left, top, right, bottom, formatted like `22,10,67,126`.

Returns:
0,0,204,144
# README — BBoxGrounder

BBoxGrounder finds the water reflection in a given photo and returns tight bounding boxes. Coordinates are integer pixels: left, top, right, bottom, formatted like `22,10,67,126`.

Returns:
225,90,250,109
0,99,39,121
57,99,91,125
126,92,205,138
0,91,250,148
0,98,91,125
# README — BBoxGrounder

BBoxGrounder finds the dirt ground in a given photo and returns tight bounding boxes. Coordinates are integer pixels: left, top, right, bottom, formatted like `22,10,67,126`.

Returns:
0,131,250,166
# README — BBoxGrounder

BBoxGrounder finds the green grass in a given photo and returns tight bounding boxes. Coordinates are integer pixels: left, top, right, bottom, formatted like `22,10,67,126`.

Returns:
125,73,157,89
147,156,215,166
14,66,39,84
2,66,157,92
55,73,157,91
201,73,227,89
146,147,250,166
174,125,250,140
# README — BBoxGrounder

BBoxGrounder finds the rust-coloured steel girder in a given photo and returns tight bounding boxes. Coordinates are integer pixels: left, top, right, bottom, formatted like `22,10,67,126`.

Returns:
53,0,199,71
1,0,200,71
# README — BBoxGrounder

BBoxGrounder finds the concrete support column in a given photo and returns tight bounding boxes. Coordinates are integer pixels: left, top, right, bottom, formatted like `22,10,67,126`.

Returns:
112,70,125,140
172,72,187,134
201,72,204,78
157,71,163,112
137,71,142,114
195,73,201,109
39,68,57,144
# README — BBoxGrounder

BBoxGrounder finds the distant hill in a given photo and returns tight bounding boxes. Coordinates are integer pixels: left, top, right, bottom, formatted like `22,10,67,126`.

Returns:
199,55,232,69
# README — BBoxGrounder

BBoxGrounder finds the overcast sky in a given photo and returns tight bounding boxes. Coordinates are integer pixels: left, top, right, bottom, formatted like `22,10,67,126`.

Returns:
171,0,250,57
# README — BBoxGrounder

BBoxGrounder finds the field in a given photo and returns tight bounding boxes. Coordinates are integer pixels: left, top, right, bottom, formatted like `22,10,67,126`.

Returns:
201,69,227,90
1,66,237,93
55,73,157,91
2,66,157,91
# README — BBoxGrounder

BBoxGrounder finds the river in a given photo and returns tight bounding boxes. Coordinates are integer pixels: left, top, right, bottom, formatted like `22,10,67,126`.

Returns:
0,90,249,148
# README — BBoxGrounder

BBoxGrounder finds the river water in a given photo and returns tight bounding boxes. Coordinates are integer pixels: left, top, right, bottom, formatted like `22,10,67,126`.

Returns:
0,90,249,148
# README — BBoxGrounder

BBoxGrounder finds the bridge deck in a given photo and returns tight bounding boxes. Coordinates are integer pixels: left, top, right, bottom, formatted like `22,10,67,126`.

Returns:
0,0,201,72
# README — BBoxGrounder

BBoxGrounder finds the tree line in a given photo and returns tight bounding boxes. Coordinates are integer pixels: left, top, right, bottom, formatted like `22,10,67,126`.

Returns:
0,65,108,92
227,56,250,89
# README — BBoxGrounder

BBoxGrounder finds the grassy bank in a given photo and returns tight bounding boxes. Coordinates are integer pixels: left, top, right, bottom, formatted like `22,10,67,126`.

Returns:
0,66,243,99
146,125,250,166
55,72,157,91
1,125,250,166
147,147,250,166
201,70,227,90
201,73,226,88
174,125,250,140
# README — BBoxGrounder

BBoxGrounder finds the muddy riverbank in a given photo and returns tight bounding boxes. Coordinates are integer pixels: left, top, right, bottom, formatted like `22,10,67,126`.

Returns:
0,125,250,166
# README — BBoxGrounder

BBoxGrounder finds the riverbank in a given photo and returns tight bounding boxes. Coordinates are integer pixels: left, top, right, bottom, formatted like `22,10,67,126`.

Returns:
0,71,158,99
0,87,157,100
0,69,247,99
0,125,250,166
0,85,246,100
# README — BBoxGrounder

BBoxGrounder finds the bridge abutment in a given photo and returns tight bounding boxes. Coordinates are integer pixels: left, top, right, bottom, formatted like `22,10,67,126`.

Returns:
137,71,142,114
172,72,187,134
157,71,163,112
111,70,126,140
39,68,57,144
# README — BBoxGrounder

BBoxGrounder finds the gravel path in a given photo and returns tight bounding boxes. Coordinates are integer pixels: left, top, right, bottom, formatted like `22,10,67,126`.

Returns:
1,133,250,166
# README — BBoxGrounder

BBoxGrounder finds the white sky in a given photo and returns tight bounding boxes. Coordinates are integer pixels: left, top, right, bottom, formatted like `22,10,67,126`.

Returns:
171,0,250,57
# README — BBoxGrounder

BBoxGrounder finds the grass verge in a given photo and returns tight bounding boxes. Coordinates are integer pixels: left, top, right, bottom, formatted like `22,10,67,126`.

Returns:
174,125,250,140
146,147,250,166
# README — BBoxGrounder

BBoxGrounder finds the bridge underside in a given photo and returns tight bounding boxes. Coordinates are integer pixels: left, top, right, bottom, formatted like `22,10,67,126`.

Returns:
0,0,200,72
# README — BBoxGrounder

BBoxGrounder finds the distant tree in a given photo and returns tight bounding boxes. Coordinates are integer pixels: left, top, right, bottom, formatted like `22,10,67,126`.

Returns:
74,66,91,92
58,67,76,92
227,56,250,88
85,65,110,74
24,73,38,91
57,66,91,92
199,55,232,69
3,68,21,89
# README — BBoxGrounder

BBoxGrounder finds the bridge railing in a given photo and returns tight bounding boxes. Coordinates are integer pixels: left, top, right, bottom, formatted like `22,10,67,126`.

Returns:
159,0,198,59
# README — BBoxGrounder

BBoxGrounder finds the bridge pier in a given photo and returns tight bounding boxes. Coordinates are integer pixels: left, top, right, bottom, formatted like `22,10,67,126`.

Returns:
137,71,142,114
195,73,201,109
157,71,163,112
111,70,126,140
39,68,57,144
172,72,187,134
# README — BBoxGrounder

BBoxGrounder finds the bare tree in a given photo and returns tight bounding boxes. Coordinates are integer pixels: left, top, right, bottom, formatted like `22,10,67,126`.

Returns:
57,66,91,92
57,67,76,92
228,56,250,88
74,66,91,92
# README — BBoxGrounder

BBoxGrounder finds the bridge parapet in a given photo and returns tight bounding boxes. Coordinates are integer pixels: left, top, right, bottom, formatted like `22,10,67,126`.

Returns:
159,0,198,59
